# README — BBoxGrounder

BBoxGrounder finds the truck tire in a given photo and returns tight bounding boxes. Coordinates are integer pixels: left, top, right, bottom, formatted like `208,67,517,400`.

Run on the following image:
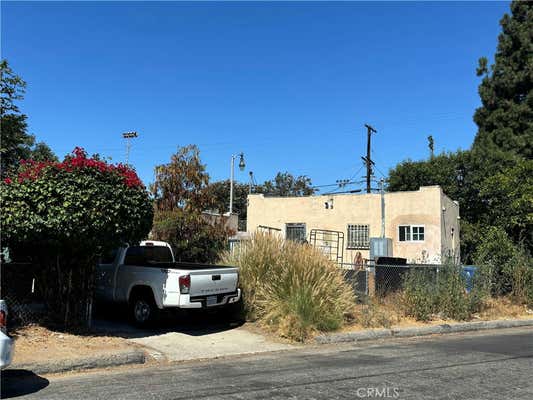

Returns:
129,289,159,327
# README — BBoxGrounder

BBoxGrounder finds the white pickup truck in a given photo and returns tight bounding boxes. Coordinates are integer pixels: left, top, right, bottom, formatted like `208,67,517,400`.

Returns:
95,240,241,326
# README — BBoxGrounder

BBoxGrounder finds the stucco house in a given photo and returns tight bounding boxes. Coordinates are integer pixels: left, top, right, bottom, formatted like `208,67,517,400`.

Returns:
247,185,460,264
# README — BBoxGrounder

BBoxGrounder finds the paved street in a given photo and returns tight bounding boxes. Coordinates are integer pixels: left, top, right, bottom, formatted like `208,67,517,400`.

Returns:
2,328,532,400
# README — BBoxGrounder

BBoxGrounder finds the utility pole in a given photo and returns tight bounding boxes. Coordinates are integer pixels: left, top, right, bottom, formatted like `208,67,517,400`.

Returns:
122,131,138,165
428,135,434,159
363,124,377,193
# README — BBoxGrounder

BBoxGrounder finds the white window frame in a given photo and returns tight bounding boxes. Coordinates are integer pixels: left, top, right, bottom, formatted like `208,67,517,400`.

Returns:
398,225,425,242
347,224,370,249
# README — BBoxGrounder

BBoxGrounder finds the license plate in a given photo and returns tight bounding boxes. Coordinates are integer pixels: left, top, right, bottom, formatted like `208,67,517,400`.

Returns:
206,296,217,307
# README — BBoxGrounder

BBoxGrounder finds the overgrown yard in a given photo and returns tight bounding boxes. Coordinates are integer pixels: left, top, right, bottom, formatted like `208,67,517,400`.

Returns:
346,295,533,332
344,246,533,334
220,233,533,343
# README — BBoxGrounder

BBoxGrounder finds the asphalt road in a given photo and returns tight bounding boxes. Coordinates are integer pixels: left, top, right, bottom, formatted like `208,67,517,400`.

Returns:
2,327,532,400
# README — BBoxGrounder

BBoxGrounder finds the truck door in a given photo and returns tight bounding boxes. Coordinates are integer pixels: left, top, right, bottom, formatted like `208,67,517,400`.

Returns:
95,248,119,302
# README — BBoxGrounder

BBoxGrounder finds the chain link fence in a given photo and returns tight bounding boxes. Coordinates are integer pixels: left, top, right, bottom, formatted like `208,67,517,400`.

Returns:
341,263,447,301
1,262,43,327
2,294,41,326
340,263,368,300
373,264,441,297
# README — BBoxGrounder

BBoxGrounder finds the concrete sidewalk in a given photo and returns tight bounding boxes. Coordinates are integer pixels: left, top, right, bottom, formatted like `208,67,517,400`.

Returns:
315,318,533,344
92,318,296,362
130,326,296,362
7,318,294,375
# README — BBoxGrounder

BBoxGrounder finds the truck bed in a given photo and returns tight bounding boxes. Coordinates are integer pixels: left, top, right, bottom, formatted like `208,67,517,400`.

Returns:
129,261,236,270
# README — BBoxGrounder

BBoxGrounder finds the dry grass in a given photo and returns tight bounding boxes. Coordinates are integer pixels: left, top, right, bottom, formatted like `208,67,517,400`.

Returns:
352,294,403,329
345,295,533,332
477,296,533,320
220,233,355,341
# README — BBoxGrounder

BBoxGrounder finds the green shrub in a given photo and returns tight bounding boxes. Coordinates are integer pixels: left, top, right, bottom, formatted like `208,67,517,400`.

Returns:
436,264,471,320
151,209,228,263
474,227,533,305
1,148,153,328
527,285,533,308
402,268,437,321
220,233,355,341
504,246,533,306
402,264,489,321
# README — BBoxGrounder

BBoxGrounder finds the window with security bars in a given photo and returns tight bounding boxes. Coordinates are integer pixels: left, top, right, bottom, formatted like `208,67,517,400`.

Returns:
286,223,306,243
347,224,370,249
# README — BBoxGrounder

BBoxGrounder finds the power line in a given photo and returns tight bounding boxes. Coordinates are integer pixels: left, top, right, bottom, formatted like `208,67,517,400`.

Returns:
374,164,388,179
349,164,365,181
369,149,389,179
323,188,363,195
311,163,365,190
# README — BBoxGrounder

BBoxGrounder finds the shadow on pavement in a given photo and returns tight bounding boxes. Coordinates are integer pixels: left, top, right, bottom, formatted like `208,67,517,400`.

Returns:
1,369,49,399
91,303,245,339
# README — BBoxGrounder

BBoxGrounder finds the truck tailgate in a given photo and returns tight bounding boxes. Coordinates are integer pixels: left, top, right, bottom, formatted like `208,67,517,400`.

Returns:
189,268,239,297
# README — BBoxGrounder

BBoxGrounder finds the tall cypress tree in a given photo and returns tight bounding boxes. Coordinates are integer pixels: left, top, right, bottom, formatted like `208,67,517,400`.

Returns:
473,1,532,161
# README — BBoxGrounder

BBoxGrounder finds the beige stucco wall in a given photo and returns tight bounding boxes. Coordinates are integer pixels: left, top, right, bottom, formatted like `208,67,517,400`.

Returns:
440,192,461,263
247,186,460,264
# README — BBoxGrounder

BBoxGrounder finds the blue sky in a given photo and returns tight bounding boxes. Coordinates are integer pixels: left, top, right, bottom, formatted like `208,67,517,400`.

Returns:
2,1,509,190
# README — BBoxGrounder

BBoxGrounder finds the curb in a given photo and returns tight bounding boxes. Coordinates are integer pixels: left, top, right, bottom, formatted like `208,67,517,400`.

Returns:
7,349,146,375
315,318,533,344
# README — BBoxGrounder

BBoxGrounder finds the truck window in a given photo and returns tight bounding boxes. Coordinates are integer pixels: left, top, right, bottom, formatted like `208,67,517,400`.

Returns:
124,246,173,265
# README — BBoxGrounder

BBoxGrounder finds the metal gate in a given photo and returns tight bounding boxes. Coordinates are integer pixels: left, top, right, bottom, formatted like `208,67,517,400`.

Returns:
257,225,282,234
309,229,344,265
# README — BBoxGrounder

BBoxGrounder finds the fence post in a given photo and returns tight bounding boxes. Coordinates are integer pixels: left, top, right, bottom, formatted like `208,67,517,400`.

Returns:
367,266,376,297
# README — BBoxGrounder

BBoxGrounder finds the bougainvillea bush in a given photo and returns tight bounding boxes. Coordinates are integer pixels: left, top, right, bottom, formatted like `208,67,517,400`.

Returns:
1,148,153,328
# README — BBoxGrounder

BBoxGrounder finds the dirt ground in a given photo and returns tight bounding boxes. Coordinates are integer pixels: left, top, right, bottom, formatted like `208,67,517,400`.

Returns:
11,325,136,365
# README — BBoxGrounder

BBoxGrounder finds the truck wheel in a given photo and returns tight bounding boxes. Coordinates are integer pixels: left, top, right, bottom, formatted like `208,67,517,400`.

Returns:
130,292,159,327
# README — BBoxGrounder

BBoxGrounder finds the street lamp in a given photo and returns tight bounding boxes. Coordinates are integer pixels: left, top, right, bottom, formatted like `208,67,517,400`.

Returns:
229,152,245,215
248,171,255,194
122,131,138,165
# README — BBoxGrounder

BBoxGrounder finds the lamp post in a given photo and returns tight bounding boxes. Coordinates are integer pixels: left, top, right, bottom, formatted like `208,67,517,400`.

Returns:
248,171,254,194
122,131,138,165
229,153,245,215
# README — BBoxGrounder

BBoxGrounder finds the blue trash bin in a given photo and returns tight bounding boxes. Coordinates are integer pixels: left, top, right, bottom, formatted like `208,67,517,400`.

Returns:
462,266,477,293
